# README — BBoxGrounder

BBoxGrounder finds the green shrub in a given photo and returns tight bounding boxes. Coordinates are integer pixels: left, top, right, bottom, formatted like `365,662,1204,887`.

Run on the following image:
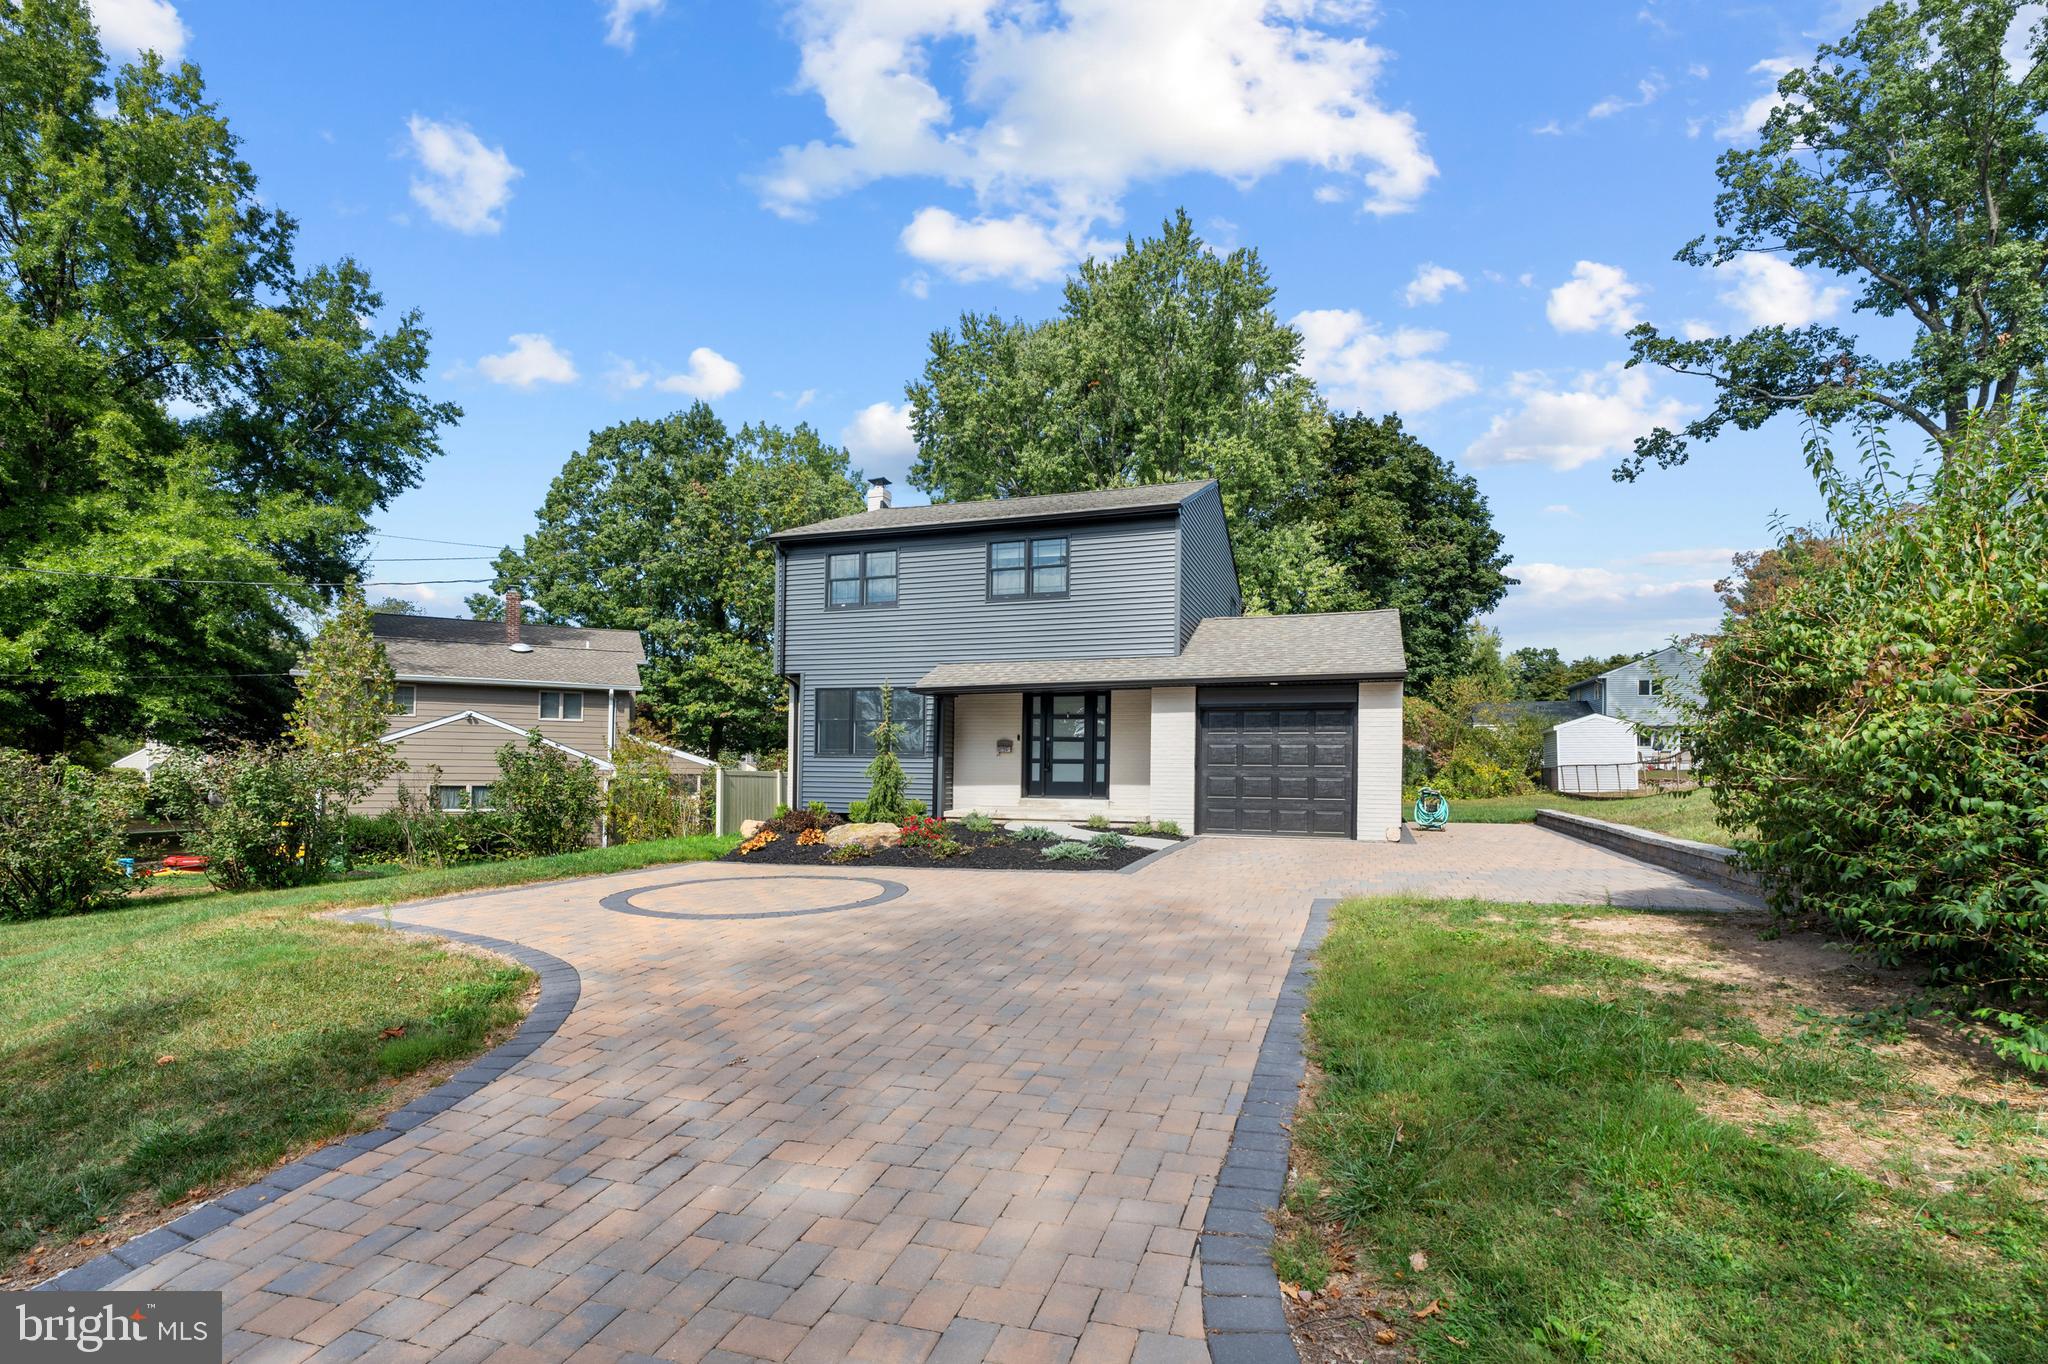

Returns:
1431,752,1526,799
342,812,408,865
898,815,950,851
1151,819,1183,838
861,683,911,823
606,734,688,844
826,841,872,862
1088,831,1129,851
1041,840,1104,862
905,798,927,817
848,799,871,823
0,750,133,921
1012,825,1060,844
958,811,997,833
492,734,603,857
1698,418,2048,1067
1082,813,1112,831
152,745,335,891
806,801,829,818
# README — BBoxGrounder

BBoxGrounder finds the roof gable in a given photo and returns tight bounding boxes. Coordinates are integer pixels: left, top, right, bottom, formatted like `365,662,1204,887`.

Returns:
371,613,647,689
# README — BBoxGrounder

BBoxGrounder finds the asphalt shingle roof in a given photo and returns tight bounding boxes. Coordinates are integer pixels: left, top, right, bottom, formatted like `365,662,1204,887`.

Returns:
767,480,1216,543
1471,699,1595,726
914,610,1405,691
371,614,648,689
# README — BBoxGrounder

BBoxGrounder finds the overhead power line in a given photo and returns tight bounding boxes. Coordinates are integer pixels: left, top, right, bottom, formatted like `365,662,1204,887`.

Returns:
0,565,496,589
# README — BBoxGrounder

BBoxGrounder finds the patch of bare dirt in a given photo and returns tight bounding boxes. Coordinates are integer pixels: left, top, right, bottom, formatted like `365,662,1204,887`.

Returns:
6,975,538,1290
1286,1264,1442,1364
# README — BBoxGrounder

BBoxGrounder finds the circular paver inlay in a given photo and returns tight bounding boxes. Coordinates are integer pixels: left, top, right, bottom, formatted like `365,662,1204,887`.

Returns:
599,873,908,921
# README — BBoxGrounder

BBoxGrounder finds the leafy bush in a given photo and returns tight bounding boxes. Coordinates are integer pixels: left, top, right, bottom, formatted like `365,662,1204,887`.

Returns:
606,734,689,844
1082,813,1112,831
1698,420,2048,1066
848,799,871,823
806,801,829,818
1012,825,1060,844
957,810,997,833
898,815,949,851
1088,831,1129,851
1151,819,1183,838
826,842,872,862
0,750,133,921
152,745,335,891
492,734,603,857
342,812,408,865
1041,840,1104,862
862,683,911,823
1431,753,1526,799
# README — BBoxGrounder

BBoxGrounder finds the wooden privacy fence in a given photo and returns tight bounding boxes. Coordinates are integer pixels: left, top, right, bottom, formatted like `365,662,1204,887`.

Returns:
714,768,791,836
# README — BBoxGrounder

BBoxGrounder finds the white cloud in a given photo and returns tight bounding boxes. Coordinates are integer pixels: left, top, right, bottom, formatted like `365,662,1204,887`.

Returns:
1486,557,1726,657
90,0,187,60
898,208,1094,286
475,334,579,389
1531,119,1564,136
1402,262,1467,307
2006,4,2047,76
1546,260,1644,334
1542,503,1578,517
1588,75,1665,119
794,388,817,409
1313,185,1349,204
603,357,652,394
1716,254,1849,327
1686,62,1710,79
405,116,521,235
1292,308,1479,416
1716,56,1799,139
842,400,918,468
1464,364,1695,471
760,0,1437,286
653,347,744,399
601,0,664,50
1680,318,1718,341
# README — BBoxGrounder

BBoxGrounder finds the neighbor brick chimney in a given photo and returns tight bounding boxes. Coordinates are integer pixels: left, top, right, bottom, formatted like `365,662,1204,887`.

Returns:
865,476,893,512
505,589,522,646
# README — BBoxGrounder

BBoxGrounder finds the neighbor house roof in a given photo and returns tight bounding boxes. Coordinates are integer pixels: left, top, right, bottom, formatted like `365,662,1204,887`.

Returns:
371,613,648,689
914,610,1404,692
767,480,1217,544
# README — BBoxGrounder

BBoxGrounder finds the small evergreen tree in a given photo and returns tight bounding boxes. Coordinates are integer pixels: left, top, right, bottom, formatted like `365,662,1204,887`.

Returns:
862,683,908,823
288,581,404,840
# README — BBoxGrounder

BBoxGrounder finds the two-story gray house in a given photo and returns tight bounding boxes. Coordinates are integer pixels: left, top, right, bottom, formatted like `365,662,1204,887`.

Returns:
1566,643,1706,758
770,478,1408,840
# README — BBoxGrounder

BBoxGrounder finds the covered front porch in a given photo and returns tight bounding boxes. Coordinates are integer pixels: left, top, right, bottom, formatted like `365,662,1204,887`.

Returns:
936,687,1194,826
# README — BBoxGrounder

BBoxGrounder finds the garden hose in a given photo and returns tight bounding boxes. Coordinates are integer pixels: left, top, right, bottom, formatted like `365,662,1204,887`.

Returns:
1414,786,1450,830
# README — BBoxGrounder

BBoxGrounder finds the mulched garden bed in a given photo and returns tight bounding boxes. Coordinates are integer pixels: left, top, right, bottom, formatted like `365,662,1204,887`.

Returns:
722,814,1161,872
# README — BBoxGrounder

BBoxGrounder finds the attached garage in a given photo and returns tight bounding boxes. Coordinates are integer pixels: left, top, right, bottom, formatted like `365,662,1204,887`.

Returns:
1197,687,1356,836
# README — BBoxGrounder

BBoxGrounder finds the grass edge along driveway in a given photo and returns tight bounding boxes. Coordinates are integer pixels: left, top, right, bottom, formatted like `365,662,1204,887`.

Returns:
0,833,736,1281
1276,896,2047,1363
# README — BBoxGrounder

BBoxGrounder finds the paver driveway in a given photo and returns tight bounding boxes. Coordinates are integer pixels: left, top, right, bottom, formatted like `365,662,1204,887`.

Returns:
112,827,1750,1363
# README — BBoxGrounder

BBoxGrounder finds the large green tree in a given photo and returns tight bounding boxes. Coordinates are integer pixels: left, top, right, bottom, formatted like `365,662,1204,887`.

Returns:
475,405,862,759
908,211,1334,612
1305,414,1513,690
1624,0,2048,478
0,0,455,754
287,580,402,814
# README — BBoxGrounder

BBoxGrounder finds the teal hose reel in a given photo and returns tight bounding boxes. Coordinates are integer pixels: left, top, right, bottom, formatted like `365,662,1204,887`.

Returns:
1414,786,1450,830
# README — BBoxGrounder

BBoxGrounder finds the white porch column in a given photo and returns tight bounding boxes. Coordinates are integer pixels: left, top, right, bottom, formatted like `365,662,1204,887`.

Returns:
1357,680,1404,841
1149,686,1196,829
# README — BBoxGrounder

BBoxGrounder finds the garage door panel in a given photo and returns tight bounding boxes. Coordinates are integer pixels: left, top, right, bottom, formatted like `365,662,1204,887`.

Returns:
1198,701,1355,839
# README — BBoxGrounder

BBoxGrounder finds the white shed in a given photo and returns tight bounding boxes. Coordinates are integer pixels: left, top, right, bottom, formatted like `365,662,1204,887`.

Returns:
1543,714,1641,793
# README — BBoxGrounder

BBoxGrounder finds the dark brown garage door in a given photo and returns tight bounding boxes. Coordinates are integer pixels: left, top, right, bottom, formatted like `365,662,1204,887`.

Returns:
1198,704,1356,837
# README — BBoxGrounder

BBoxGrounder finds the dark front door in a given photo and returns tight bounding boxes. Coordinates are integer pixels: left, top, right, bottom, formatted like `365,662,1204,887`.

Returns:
1198,704,1355,836
1025,692,1109,798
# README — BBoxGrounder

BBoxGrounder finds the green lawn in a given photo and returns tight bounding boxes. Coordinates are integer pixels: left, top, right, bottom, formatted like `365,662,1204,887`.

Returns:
0,834,735,1277
1437,786,1738,846
1280,897,2048,1363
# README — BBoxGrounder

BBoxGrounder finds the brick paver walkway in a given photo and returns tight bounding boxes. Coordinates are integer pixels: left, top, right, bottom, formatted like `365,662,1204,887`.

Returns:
112,827,1748,1363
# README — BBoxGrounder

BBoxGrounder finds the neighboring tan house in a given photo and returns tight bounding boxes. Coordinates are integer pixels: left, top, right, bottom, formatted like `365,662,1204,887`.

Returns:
360,599,712,814
1565,644,1706,759
770,478,1409,840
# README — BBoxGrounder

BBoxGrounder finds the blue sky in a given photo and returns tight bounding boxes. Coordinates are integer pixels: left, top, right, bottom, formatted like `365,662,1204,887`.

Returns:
93,0,1898,657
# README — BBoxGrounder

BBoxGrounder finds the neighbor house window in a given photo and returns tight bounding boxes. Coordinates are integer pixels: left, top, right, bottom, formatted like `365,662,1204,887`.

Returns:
469,784,493,810
989,537,1068,599
539,690,584,720
827,550,898,608
391,684,416,716
434,784,491,811
815,687,928,758
1637,678,1663,697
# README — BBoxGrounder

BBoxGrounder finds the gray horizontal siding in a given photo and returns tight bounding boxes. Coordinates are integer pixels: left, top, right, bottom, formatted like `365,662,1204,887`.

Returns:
783,515,1181,809
1177,484,1241,645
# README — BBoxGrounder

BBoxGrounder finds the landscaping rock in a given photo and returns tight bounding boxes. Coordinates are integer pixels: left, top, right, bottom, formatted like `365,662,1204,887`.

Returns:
739,819,764,837
824,821,901,850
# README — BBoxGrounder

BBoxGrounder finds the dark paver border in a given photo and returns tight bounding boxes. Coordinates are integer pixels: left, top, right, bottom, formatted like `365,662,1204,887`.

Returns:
1116,833,1200,875
35,919,581,1292
599,873,909,920
1199,896,1337,1363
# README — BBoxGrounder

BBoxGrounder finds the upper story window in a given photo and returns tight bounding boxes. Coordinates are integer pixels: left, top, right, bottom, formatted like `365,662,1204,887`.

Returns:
539,690,584,721
989,537,1068,600
391,684,416,716
1637,678,1663,697
827,550,897,608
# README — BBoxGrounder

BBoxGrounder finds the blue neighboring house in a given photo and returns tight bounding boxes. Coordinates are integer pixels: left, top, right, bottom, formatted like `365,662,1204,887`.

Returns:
769,478,1409,840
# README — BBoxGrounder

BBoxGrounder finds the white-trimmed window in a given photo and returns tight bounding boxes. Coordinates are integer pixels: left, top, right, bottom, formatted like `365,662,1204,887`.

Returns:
391,684,416,716
433,784,493,811
539,690,585,721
